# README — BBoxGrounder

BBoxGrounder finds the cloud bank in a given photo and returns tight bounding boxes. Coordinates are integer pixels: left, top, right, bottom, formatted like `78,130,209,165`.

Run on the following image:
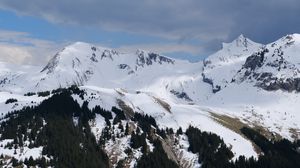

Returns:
0,0,299,64
1,0,299,43
0,30,64,65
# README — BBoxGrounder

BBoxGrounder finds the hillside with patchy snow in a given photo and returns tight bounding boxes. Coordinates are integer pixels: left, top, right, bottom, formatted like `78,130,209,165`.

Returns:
0,34,300,167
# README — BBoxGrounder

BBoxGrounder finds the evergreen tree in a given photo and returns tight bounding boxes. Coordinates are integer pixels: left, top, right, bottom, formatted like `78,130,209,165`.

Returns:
0,91,109,168
136,140,179,168
125,123,130,135
11,157,19,167
176,127,183,135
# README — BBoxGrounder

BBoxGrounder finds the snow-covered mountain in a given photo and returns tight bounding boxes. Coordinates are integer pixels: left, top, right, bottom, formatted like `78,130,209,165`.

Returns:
1,34,300,167
202,34,263,92
234,34,300,92
38,42,176,89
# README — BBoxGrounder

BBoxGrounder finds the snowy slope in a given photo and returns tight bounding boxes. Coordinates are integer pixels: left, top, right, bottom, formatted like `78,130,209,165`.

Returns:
0,41,212,104
202,34,300,141
77,85,258,159
203,34,262,92
37,42,179,90
234,34,300,92
1,34,300,162
0,62,42,92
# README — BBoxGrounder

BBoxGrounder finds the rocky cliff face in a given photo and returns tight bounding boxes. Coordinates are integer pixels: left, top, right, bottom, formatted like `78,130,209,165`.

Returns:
234,34,300,92
1,34,300,167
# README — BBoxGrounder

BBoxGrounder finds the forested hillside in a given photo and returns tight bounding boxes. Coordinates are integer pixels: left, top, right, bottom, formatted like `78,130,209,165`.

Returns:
0,87,299,167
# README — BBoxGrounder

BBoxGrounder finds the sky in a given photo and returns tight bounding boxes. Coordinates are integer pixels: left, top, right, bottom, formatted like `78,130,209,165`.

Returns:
0,0,300,65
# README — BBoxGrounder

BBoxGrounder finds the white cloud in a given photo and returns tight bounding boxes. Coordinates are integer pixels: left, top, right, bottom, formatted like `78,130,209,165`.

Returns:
0,29,65,65
0,44,32,64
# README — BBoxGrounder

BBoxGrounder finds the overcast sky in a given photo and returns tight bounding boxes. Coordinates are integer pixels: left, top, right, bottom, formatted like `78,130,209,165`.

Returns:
0,0,299,65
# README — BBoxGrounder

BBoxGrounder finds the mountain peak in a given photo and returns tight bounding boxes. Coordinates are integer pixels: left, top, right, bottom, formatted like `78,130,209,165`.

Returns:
65,41,94,50
282,33,300,40
135,49,175,66
280,34,300,44
222,34,257,49
69,41,91,46
40,42,112,74
237,34,246,40
269,33,300,49
66,41,111,52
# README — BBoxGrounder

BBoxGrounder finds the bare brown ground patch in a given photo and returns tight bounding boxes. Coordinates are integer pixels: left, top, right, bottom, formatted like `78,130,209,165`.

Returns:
209,112,265,155
116,99,135,118
115,89,125,96
152,96,171,113
289,128,300,140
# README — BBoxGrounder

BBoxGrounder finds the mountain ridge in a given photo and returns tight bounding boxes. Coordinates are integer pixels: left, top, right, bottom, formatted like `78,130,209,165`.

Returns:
0,34,300,167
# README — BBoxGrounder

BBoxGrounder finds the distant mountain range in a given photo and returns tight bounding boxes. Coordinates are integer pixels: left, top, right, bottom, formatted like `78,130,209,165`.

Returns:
0,34,300,167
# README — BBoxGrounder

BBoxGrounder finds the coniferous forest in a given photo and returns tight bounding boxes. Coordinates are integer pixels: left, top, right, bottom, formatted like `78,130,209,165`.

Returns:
2,2,300,166
0,89,109,168
185,126,300,168
0,87,299,168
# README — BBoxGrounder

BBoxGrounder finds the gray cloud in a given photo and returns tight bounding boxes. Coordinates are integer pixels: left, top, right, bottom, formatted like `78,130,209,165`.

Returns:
0,0,299,54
